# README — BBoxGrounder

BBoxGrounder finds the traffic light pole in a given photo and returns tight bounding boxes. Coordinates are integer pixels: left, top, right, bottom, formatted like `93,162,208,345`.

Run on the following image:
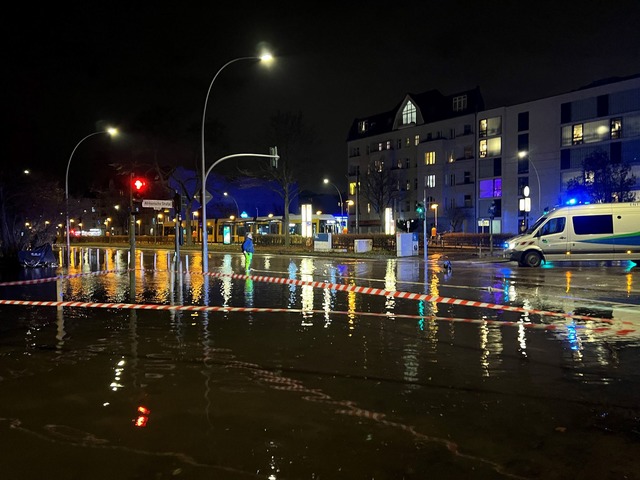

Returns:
129,173,136,273
423,187,428,261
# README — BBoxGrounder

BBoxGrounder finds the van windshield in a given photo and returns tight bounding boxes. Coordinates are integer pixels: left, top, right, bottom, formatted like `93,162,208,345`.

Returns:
526,215,547,234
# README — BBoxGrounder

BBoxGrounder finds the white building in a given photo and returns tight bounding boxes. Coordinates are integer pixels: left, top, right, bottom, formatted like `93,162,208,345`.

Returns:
347,74,640,235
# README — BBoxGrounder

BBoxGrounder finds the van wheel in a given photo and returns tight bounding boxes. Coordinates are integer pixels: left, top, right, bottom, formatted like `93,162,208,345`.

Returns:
522,251,542,267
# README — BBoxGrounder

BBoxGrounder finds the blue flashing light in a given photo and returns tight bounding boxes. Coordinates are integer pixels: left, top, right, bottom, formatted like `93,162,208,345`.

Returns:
566,198,577,205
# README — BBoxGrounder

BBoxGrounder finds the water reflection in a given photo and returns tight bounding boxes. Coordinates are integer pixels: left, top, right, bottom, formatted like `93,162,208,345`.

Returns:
300,258,315,322
2,247,639,478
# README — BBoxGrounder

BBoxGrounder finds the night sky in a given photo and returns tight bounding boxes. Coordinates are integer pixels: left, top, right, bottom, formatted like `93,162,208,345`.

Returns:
8,1,640,194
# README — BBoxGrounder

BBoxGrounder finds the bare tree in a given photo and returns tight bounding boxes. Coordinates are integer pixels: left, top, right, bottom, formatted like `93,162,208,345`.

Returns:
360,159,403,232
444,206,468,232
0,167,62,266
240,111,315,246
566,150,636,203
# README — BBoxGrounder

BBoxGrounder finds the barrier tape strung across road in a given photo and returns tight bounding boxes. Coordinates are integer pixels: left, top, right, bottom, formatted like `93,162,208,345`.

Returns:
0,269,628,324
205,271,623,323
0,298,636,336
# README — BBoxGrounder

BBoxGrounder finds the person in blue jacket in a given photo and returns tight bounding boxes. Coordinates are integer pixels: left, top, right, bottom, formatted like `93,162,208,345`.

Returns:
242,232,254,272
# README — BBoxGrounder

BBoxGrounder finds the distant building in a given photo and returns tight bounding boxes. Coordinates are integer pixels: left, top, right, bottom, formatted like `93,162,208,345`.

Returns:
347,75,640,234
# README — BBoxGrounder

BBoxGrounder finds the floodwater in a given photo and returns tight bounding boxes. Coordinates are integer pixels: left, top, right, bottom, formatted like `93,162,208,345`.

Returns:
1,247,639,479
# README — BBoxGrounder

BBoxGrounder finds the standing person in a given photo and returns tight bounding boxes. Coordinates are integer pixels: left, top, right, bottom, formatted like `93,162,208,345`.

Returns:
242,232,254,272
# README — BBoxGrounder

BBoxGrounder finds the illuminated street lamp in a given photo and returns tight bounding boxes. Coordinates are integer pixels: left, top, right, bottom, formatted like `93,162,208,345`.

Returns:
323,178,344,232
65,127,118,267
431,203,438,233
224,192,240,217
518,151,541,214
200,53,273,274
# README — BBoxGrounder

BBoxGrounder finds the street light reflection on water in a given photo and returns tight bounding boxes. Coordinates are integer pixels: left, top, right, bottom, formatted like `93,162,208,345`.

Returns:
1,246,639,478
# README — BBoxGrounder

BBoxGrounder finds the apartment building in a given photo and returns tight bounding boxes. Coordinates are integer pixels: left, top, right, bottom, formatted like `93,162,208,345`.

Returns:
346,74,640,235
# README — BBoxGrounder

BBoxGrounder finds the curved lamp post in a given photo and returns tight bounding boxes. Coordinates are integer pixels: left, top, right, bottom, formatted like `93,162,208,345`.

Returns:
323,178,344,232
224,192,240,217
200,53,273,273
65,128,118,267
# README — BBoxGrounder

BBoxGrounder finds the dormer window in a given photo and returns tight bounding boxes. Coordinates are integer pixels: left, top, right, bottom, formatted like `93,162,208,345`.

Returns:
402,101,416,125
453,95,467,112
358,120,368,133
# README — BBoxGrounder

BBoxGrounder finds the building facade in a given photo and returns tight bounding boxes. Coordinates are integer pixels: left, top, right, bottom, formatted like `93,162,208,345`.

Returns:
346,75,640,235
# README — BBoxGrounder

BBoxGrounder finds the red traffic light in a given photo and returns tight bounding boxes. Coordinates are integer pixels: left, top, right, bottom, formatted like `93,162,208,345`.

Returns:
132,178,146,191
132,177,147,200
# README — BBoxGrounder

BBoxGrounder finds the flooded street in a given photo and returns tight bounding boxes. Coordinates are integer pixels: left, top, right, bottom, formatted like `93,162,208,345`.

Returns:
1,247,639,479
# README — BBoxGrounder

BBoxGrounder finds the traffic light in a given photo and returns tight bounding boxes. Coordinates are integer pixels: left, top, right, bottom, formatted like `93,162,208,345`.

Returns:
132,177,147,199
415,203,424,219
269,146,279,168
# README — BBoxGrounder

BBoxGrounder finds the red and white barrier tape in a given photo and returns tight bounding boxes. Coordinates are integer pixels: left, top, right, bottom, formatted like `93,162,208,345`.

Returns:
205,271,626,323
0,299,636,336
0,269,634,324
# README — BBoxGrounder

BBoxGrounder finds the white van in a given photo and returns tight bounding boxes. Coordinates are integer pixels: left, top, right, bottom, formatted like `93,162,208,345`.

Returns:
504,202,640,267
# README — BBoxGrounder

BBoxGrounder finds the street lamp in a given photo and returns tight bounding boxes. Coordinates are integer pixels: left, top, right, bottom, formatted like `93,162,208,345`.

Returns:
431,203,438,232
200,53,273,273
323,178,344,233
224,192,240,217
65,127,118,267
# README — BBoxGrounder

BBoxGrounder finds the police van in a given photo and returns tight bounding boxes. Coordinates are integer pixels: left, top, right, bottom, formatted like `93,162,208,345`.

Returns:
504,202,640,267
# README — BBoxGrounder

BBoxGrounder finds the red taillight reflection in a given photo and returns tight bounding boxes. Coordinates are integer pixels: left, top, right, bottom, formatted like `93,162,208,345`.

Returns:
133,405,151,428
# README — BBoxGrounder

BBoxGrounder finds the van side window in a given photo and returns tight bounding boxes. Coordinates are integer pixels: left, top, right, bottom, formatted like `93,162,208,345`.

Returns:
572,215,613,235
539,217,566,236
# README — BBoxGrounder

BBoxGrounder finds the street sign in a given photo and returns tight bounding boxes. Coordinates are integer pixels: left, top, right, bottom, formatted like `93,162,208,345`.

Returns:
142,199,174,210
195,189,213,205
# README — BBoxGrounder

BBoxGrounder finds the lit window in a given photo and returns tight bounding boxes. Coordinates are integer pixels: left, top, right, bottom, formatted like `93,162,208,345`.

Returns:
426,174,436,188
358,120,368,133
611,118,622,139
402,101,416,124
572,124,583,144
378,143,383,151
386,140,391,150
479,119,488,137
487,137,501,157
424,151,436,165
479,179,502,198
479,140,487,158
585,170,595,185
414,135,420,146
453,95,467,112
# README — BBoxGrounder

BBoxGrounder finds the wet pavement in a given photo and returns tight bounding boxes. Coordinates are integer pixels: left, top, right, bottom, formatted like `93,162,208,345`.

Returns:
0,247,639,479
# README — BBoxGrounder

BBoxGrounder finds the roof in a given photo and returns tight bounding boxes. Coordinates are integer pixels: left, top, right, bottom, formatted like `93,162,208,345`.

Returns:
347,86,484,141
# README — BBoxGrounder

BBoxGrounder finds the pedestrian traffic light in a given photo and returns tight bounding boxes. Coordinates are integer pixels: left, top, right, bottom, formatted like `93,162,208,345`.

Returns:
415,203,424,219
132,177,147,199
